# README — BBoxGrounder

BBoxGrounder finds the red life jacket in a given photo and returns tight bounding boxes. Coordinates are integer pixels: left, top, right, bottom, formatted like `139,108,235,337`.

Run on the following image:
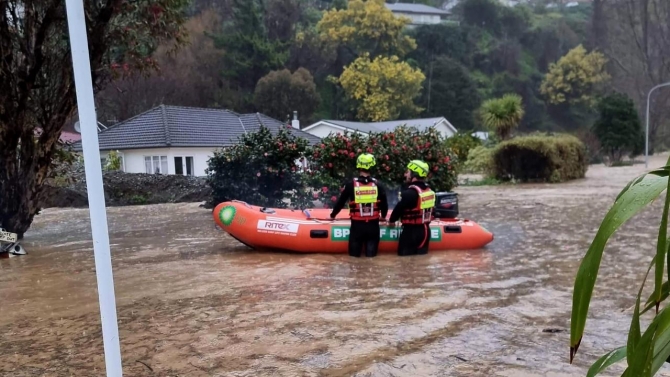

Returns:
348,178,381,221
400,184,436,225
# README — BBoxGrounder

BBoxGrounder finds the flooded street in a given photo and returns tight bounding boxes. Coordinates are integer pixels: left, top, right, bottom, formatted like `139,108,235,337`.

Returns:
2,154,670,376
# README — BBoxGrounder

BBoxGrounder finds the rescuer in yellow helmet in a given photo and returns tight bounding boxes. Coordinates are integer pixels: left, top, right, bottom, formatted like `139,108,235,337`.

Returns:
329,153,389,257
388,160,436,256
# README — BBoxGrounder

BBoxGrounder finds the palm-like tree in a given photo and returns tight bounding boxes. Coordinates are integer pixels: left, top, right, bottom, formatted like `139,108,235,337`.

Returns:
480,94,525,141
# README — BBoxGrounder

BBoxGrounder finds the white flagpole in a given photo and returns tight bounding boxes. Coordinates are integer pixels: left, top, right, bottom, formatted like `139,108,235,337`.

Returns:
64,0,123,375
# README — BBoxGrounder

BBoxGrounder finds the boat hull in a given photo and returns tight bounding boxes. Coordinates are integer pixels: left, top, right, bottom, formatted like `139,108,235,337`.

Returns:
212,201,494,253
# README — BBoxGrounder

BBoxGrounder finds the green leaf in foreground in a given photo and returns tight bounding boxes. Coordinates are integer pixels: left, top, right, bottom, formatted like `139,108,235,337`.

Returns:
570,166,670,363
587,347,627,377
628,258,656,366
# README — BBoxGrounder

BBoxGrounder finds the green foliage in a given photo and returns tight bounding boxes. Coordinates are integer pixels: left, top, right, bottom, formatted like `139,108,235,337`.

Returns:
491,133,588,183
253,67,321,122
570,157,670,375
480,93,525,141
408,24,471,66
307,126,457,207
212,0,288,108
540,44,610,107
337,54,425,121
463,145,495,176
205,126,314,209
105,150,122,171
316,0,417,59
420,57,481,130
444,132,482,169
592,93,644,166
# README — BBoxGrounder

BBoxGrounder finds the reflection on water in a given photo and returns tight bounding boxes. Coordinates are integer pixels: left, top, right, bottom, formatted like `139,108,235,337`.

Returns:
2,154,670,376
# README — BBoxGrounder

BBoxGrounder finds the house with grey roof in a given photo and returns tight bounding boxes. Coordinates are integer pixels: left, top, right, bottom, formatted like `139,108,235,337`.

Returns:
70,105,321,177
385,2,451,27
301,117,458,139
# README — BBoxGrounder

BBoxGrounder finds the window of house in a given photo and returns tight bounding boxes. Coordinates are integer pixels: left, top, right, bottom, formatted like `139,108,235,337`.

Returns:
145,155,168,174
174,156,194,176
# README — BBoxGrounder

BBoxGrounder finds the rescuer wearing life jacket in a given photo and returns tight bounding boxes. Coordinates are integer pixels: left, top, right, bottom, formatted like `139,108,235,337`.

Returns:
388,160,436,256
329,153,389,257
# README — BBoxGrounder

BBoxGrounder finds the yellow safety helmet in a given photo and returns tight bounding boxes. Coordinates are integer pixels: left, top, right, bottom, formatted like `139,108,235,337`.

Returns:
356,153,376,170
407,160,429,178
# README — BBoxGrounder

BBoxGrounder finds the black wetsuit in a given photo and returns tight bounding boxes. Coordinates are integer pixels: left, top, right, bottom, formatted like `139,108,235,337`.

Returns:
330,176,389,257
389,180,432,256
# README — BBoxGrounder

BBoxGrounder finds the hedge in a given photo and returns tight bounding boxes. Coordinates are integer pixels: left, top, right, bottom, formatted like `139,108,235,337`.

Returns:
491,134,588,183
307,126,458,208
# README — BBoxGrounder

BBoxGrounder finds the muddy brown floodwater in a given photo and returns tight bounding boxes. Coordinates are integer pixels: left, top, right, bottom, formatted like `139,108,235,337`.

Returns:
2,154,670,377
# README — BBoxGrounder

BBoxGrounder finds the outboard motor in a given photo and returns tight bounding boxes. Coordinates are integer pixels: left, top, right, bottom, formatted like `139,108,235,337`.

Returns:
433,191,459,219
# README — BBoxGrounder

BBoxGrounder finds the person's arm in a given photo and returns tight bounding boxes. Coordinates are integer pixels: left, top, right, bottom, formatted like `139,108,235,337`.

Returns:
330,181,352,218
389,188,417,223
376,182,388,219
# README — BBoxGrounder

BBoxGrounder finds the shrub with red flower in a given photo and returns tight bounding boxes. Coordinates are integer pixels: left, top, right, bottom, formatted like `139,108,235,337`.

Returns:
306,126,457,207
206,125,314,208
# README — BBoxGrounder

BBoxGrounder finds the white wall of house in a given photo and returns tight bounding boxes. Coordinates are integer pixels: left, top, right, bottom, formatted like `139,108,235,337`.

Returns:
303,120,457,140
392,12,442,26
100,147,218,176
99,146,310,177
433,120,457,138
302,123,367,139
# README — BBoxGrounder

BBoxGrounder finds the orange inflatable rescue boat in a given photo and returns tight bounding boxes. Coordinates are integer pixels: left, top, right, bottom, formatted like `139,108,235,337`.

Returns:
213,200,494,253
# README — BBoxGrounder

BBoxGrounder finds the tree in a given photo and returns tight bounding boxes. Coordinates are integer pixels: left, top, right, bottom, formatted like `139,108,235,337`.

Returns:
253,68,321,122
95,9,224,122
0,0,189,237
479,93,525,141
408,23,471,67
592,93,644,166
211,0,288,109
337,54,426,121
591,0,670,153
540,44,610,107
205,126,313,209
308,126,457,207
421,57,481,130
316,0,416,59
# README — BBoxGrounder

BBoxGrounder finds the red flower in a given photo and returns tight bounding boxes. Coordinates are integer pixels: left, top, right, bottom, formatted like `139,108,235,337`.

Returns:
331,195,337,202
349,152,355,158
320,144,326,149
322,187,328,193
327,163,333,168
385,155,389,160
385,166,390,171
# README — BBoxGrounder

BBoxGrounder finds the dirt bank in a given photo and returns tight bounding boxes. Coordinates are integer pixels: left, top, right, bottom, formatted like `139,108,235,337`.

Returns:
2,153,669,376
40,171,212,208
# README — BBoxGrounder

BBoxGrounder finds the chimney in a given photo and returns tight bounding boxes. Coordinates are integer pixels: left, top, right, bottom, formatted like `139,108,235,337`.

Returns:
291,111,300,129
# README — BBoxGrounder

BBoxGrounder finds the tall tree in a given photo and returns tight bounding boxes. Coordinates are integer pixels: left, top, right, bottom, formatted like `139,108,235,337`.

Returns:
316,0,416,61
212,0,288,110
95,9,224,122
594,0,670,151
592,93,644,165
540,44,610,107
253,68,321,122
337,54,425,121
0,0,188,237
421,57,480,130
